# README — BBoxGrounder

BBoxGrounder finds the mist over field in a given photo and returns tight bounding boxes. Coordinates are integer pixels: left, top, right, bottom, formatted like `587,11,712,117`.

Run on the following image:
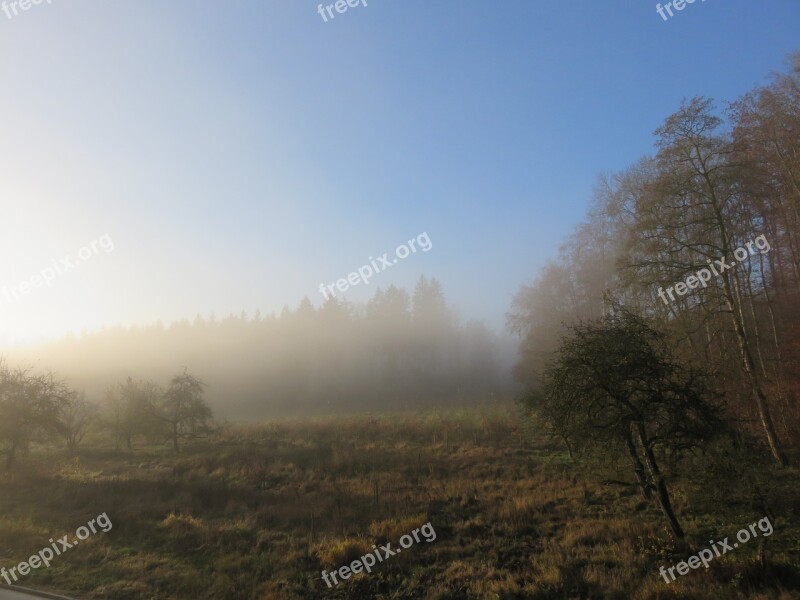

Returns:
9,279,519,420
1,2,800,599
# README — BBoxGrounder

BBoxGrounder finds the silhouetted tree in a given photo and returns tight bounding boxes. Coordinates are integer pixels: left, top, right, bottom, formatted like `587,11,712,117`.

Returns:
0,360,70,469
159,369,213,452
59,392,97,454
105,377,163,451
525,309,728,541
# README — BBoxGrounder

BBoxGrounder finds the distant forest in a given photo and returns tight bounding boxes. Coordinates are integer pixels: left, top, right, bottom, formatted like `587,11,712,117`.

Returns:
15,276,514,420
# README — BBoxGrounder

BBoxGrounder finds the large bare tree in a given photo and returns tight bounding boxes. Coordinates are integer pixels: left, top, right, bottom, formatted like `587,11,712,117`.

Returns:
524,309,728,541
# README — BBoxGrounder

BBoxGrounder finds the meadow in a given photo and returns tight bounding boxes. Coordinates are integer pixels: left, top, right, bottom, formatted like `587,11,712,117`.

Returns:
0,406,798,600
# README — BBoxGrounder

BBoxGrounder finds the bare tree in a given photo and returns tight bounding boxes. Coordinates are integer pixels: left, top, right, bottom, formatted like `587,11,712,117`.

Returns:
524,309,729,541
159,369,213,452
105,378,163,451
621,97,788,465
0,360,71,469
59,392,97,454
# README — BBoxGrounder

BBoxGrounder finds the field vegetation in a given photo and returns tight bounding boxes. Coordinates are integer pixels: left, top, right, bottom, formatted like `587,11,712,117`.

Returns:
0,407,797,599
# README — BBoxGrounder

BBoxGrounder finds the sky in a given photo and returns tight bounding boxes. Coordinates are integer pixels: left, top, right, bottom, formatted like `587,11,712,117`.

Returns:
0,0,798,347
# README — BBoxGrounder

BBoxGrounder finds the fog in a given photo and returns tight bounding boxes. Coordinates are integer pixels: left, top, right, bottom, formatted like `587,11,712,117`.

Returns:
9,276,517,421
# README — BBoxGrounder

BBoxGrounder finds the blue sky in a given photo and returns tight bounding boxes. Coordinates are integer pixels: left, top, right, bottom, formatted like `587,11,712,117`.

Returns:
0,0,797,345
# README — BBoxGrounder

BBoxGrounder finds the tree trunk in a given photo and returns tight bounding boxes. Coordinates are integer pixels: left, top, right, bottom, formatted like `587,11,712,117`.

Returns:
562,435,574,459
758,538,768,574
172,422,179,453
626,428,652,499
725,292,788,466
703,175,788,466
636,422,684,540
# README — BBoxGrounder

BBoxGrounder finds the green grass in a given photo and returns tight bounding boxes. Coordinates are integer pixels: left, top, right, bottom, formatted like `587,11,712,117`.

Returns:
0,406,798,599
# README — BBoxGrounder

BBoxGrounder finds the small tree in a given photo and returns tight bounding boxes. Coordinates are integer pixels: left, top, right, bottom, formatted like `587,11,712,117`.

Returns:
105,378,163,451
59,392,97,454
0,360,70,469
160,369,213,452
524,309,728,541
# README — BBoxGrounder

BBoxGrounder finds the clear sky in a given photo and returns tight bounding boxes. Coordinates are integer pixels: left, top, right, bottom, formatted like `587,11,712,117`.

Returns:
0,0,797,346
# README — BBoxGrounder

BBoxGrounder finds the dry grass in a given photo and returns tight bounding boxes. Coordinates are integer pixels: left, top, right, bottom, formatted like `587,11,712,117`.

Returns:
0,406,797,599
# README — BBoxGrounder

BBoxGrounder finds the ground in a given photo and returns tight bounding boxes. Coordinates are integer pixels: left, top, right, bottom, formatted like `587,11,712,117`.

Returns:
0,407,798,599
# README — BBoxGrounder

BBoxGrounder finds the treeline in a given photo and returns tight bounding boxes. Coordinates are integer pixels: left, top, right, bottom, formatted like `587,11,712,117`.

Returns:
17,277,508,420
0,363,213,468
510,54,800,468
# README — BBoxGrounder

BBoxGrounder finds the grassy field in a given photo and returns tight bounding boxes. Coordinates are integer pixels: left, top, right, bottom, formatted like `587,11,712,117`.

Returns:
0,406,798,599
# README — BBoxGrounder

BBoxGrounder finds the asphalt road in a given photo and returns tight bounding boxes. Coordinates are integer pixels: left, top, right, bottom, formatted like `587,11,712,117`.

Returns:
0,587,76,600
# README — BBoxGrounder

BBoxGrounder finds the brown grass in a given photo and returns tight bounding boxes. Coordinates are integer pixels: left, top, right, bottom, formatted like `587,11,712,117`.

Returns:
0,406,796,599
